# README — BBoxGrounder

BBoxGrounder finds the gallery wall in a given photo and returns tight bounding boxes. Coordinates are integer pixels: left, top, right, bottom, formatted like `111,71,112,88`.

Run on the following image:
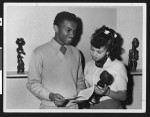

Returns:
5,4,143,72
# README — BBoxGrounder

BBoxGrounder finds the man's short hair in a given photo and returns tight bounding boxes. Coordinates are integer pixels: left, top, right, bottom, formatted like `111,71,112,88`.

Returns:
53,11,78,27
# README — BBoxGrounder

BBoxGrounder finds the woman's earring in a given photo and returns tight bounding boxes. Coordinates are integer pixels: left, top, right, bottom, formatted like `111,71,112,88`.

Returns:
106,52,109,57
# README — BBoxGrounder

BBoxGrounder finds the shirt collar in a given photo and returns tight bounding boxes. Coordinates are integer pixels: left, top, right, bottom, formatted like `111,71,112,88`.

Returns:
50,38,62,53
103,57,112,68
50,38,70,55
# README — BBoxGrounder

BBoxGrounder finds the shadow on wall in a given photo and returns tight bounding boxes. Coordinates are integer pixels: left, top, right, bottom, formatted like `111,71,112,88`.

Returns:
122,65,134,109
70,16,85,71
71,17,83,47
113,32,125,61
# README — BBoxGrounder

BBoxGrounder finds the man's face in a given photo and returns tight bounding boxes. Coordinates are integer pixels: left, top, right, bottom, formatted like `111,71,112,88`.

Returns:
90,46,108,61
55,20,77,45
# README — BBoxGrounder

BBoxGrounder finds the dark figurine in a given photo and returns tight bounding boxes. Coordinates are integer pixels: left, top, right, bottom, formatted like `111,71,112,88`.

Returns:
16,38,26,73
128,38,139,70
88,70,114,104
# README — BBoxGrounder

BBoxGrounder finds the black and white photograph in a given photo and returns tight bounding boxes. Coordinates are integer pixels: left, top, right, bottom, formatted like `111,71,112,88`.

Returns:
3,3,146,113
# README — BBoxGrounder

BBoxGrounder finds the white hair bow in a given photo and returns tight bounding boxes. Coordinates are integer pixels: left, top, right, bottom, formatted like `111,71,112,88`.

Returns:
114,33,117,38
104,30,110,34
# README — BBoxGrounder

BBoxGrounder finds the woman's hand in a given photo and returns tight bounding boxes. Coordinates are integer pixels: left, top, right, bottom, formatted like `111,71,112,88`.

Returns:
94,85,110,96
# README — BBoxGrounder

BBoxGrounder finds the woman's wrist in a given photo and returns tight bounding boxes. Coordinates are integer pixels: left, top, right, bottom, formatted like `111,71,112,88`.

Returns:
105,87,110,96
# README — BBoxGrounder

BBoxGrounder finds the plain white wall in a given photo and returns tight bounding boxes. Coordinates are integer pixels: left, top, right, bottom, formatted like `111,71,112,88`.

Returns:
6,79,40,109
116,6,143,69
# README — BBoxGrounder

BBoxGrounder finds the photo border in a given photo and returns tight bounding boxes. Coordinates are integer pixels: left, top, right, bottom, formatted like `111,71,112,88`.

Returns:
2,1,149,116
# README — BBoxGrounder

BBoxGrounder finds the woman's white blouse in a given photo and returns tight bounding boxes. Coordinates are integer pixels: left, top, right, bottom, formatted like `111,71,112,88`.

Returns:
84,58,128,101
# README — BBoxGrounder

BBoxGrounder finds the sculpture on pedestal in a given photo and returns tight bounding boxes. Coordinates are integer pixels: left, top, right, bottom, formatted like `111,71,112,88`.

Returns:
16,38,26,73
128,38,139,70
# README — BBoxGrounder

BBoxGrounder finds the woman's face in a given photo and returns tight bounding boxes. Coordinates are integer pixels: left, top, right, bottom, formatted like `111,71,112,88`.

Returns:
90,45,108,61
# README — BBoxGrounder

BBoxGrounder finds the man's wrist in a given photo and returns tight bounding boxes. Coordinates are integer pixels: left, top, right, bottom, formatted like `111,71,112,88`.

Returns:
49,92,54,101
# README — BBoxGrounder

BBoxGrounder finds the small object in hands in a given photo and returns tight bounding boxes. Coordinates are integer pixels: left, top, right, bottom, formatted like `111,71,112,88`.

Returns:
88,70,114,104
128,37,139,70
16,38,26,73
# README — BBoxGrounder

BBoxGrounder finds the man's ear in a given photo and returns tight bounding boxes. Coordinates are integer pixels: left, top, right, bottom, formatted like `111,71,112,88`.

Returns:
53,25,59,33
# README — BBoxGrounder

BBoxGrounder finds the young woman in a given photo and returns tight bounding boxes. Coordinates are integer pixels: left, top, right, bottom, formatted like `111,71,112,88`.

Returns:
84,25,128,109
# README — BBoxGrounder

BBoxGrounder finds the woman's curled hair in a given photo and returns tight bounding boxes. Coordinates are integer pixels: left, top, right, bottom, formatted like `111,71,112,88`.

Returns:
90,25,124,61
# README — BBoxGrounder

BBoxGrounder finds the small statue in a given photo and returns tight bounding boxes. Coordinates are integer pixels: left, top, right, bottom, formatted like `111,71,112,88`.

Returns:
88,70,114,104
128,38,139,70
16,38,26,73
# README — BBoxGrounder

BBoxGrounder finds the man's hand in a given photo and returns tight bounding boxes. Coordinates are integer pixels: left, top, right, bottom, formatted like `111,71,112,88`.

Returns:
49,93,68,107
94,85,110,96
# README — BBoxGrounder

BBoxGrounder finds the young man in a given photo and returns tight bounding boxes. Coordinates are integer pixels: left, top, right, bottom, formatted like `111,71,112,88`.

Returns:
26,11,86,109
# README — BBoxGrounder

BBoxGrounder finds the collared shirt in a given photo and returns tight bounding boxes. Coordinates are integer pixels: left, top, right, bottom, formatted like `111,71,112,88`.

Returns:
84,57,128,101
27,39,86,104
